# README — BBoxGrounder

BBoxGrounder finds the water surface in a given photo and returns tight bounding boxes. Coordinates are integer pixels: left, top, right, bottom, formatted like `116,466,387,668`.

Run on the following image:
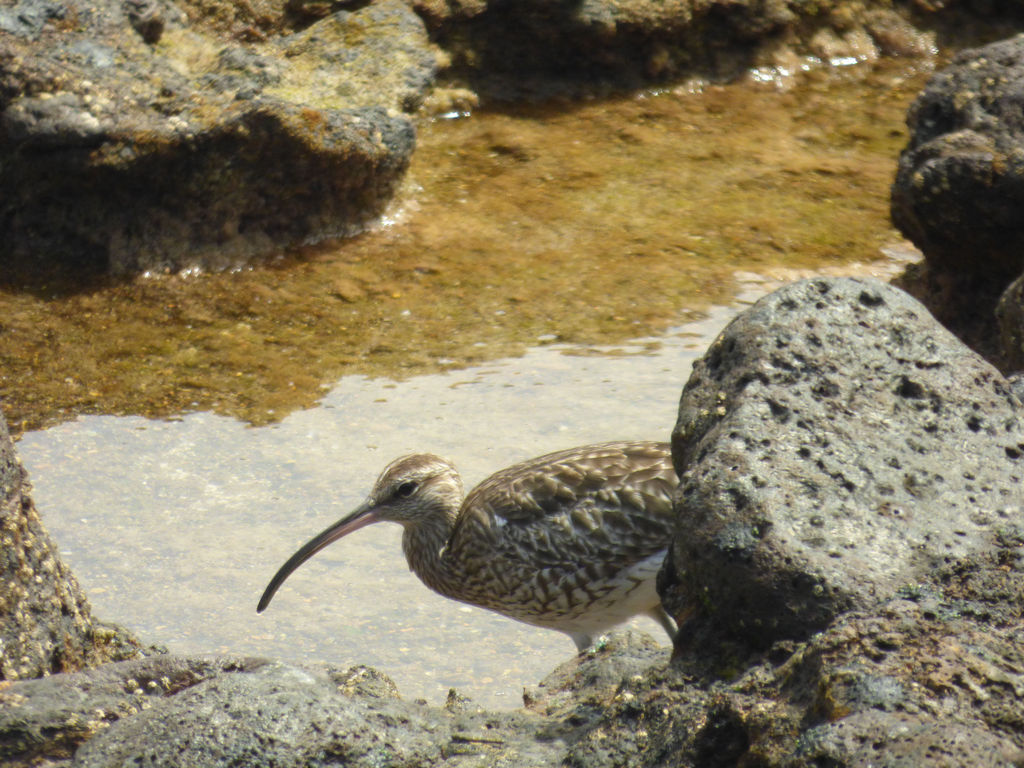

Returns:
8,61,931,707
1,61,928,433
17,262,916,708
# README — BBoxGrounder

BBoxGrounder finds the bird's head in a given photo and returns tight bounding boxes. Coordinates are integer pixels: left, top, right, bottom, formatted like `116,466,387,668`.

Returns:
256,453,464,613
366,453,465,526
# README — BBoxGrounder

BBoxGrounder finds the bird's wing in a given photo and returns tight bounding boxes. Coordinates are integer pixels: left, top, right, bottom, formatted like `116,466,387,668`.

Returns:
447,441,677,572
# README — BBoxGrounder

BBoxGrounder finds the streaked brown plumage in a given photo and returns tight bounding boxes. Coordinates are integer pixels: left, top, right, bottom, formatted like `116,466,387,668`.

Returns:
258,440,679,651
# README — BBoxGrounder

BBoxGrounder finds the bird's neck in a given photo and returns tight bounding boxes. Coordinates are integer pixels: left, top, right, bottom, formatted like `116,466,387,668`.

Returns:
401,511,459,596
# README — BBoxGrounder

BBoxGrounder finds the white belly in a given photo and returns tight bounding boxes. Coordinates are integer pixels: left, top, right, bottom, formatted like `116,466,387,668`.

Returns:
504,551,667,638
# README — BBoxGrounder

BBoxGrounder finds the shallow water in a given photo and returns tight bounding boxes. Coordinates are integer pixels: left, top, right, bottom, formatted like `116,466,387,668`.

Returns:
16,262,916,709
18,320,713,707
1,61,928,434
9,61,930,708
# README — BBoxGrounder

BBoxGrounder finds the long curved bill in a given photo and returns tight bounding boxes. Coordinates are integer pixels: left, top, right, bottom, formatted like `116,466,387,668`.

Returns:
257,500,379,613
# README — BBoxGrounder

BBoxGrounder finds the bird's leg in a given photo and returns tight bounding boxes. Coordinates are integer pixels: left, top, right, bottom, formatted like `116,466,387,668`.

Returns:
570,632,595,653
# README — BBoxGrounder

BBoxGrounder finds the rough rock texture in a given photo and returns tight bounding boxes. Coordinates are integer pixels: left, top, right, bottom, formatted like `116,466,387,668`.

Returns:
660,277,1024,647
891,34,1024,369
8,614,1024,767
558,583,1024,766
71,660,446,767
3,0,1014,274
0,410,141,680
1,655,261,762
999,273,1024,372
0,652,566,767
0,0,431,274
271,0,439,112
892,33,1024,285
412,0,939,99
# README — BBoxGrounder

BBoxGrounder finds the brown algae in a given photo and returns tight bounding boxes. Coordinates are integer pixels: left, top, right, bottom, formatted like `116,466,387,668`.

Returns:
0,62,930,436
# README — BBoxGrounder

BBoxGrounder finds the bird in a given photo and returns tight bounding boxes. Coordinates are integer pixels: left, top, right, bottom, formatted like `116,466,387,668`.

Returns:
257,440,679,651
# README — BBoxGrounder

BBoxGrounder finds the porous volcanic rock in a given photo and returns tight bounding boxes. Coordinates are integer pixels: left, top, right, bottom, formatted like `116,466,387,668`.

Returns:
557,591,1024,766
0,655,264,761
890,33,1024,369
70,660,445,768
0,0,431,274
659,277,1024,647
892,33,1024,286
413,0,937,98
0,410,141,680
998,273,1024,372
0,652,569,767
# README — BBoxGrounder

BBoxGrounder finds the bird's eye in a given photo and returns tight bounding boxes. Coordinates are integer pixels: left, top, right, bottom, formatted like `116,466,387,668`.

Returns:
395,481,418,498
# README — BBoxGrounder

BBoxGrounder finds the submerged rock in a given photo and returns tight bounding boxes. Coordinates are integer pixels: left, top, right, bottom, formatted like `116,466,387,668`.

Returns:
660,277,1023,648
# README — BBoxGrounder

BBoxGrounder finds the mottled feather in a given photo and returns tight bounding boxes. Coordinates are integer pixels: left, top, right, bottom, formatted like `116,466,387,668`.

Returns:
259,440,680,651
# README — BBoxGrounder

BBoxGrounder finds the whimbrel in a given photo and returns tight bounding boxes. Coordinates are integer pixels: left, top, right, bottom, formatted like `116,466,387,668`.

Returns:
258,441,679,651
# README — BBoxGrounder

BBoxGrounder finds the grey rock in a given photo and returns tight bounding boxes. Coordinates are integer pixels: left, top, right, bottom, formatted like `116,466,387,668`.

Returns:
1,0,433,274
998,273,1024,372
70,660,445,768
816,666,907,712
0,650,573,767
891,33,1024,284
64,40,117,68
660,277,1024,647
524,631,670,715
1011,372,1024,404
566,582,1024,765
0,0,65,38
794,711,1023,767
216,45,283,88
0,655,263,761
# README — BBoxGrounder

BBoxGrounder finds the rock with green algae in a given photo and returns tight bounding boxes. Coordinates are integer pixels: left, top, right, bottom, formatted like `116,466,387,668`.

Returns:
0,0,433,274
